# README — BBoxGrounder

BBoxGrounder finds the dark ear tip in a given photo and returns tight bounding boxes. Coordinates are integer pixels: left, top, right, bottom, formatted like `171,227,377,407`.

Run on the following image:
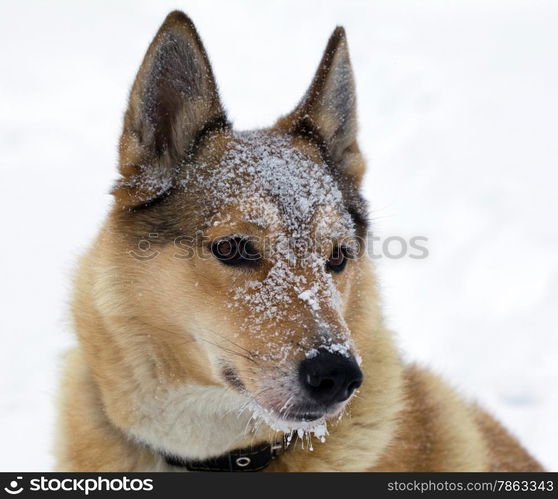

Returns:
325,26,348,56
332,26,346,39
161,10,196,32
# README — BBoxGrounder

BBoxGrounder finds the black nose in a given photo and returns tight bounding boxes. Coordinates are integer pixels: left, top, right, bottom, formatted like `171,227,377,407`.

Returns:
299,351,363,406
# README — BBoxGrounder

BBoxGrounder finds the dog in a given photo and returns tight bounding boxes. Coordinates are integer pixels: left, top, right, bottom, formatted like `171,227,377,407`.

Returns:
55,11,543,472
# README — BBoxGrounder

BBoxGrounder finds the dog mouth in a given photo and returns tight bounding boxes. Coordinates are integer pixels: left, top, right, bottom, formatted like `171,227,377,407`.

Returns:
278,404,338,423
286,411,324,422
248,398,347,434
248,402,327,433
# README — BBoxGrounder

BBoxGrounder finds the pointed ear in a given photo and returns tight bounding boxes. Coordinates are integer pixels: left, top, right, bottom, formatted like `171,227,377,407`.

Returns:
114,11,229,207
276,27,364,184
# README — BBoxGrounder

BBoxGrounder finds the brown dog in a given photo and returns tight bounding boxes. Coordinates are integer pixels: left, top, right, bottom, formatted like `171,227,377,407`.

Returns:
55,11,543,472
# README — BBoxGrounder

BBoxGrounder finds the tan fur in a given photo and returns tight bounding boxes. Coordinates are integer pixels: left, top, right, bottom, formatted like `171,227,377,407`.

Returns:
55,11,543,472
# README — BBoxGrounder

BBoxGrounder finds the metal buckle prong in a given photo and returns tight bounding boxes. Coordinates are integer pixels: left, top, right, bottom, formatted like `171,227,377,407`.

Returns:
270,442,284,459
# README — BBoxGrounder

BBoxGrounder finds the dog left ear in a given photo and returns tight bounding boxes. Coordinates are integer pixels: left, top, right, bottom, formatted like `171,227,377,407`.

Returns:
113,11,229,208
276,27,364,185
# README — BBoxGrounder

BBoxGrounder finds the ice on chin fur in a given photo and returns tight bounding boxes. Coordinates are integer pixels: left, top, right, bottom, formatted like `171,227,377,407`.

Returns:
246,399,332,449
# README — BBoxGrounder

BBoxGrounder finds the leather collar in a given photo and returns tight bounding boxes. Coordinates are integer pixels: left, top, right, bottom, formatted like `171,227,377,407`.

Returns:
164,441,286,472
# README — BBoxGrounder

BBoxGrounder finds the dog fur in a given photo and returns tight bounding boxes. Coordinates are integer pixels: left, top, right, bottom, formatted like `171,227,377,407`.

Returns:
55,11,544,472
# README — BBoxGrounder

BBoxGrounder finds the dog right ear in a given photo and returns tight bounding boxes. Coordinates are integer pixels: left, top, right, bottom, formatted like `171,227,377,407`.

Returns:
113,11,228,208
275,27,364,186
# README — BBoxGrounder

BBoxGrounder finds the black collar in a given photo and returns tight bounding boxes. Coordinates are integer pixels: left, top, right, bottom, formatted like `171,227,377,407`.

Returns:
164,441,286,472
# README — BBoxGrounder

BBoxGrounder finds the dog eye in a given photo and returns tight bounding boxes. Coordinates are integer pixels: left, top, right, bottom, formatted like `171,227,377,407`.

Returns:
326,246,350,273
211,237,260,267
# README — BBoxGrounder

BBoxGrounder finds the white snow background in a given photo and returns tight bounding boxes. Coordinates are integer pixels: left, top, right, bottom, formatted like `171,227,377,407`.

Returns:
0,0,556,470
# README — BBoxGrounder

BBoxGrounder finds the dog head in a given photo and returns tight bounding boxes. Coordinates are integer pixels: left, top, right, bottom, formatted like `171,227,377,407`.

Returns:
110,11,370,433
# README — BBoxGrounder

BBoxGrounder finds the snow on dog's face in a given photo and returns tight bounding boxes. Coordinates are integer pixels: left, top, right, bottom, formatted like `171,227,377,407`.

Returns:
185,131,364,429
111,12,368,434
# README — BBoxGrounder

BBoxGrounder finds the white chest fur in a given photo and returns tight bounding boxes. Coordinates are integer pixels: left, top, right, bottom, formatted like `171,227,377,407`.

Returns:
127,384,266,461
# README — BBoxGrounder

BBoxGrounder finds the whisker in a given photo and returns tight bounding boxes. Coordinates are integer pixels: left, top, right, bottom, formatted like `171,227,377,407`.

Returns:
197,338,259,365
203,327,259,358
